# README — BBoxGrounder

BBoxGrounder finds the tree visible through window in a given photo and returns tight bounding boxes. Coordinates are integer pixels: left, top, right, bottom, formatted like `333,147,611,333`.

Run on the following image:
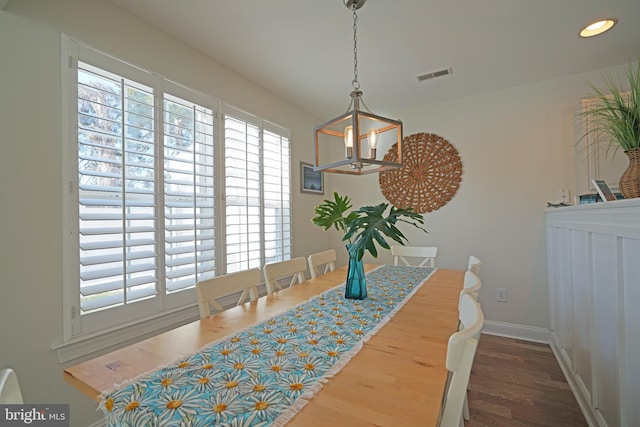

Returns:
163,94,216,293
64,39,291,340
77,62,159,313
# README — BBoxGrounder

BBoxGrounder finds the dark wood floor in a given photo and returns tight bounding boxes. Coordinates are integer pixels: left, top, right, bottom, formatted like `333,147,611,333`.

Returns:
465,334,588,427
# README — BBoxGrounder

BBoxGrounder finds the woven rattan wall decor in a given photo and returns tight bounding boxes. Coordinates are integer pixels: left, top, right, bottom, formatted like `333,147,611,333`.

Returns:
379,132,462,213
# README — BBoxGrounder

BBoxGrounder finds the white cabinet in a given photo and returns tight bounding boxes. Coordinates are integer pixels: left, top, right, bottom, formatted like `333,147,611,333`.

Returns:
546,199,640,427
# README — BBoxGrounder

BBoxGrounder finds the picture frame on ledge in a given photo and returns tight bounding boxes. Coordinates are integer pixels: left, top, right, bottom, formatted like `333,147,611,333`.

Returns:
592,179,617,202
301,162,324,195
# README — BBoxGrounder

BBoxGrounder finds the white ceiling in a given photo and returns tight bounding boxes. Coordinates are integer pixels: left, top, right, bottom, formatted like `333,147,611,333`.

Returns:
109,0,640,120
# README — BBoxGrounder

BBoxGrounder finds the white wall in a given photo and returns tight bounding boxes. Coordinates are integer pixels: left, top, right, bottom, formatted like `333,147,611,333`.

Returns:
0,1,327,425
0,0,634,425
333,63,631,332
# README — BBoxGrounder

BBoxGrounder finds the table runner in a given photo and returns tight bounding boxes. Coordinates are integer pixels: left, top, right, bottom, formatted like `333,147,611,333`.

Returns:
99,265,435,427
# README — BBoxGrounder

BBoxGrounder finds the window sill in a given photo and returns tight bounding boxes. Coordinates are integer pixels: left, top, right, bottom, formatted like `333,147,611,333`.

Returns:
53,304,200,363
54,284,271,364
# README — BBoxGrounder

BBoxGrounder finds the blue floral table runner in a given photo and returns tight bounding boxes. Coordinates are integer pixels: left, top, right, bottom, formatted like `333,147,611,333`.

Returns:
99,265,436,427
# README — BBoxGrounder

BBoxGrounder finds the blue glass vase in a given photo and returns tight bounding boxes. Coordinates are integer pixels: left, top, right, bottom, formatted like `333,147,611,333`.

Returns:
344,245,367,299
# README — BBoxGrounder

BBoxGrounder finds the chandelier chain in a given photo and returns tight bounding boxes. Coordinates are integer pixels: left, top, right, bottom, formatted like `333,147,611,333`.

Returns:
352,5,360,91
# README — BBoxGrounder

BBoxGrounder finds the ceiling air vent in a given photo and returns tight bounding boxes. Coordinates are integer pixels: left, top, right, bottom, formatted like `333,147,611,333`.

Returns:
417,67,453,82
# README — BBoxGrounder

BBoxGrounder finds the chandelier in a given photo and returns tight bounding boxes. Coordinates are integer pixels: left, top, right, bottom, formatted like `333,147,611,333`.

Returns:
313,0,403,175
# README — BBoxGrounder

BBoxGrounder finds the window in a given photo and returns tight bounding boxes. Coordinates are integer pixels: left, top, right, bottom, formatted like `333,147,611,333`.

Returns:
163,93,216,293
222,107,291,273
62,37,290,348
76,62,159,314
262,125,292,264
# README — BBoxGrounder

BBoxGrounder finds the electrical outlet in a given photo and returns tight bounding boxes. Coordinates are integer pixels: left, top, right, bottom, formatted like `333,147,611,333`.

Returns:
496,288,507,302
561,189,569,203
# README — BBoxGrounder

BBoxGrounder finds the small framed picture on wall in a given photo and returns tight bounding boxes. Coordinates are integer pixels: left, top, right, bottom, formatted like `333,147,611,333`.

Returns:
300,162,324,195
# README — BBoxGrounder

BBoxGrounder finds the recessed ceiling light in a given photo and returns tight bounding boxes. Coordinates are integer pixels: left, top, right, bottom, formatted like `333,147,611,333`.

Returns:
579,19,617,38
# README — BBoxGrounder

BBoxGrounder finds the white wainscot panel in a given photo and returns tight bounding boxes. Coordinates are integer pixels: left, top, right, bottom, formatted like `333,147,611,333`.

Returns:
546,198,640,427
621,237,640,427
557,227,574,360
570,229,592,401
547,226,562,335
591,233,620,427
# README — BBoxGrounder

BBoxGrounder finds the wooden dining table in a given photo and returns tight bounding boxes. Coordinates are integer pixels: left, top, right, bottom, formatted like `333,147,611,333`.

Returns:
63,264,463,426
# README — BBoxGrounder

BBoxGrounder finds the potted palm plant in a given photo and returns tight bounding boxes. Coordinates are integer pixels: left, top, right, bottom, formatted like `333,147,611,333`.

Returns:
581,60,640,198
311,192,427,299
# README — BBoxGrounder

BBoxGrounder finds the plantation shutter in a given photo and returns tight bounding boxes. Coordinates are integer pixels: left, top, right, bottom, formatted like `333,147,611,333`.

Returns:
163,93,216,292
223,108,262,273
77,61,158,313
262,122,291,264
65,37,290,343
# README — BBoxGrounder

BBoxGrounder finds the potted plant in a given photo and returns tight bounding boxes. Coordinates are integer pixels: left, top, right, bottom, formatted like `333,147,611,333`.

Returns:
581,60,640,198
311,192,427,299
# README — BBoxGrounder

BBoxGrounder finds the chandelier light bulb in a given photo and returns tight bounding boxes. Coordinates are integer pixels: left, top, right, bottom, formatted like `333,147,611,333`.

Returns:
344,125,354,157
368,129,378,149
368,129,378,159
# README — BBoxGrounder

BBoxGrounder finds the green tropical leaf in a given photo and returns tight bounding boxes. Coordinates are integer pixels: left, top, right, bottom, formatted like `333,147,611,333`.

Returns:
312,192,428,260
344,203,427,260
580,60,640,152
311,192,358,234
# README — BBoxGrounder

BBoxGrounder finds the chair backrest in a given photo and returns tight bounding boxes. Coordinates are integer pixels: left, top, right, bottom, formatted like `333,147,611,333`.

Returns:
308,249,337,279
391,246,438,268
0,368,24,404
263,257,307,294
458,270,482,311
467,255,482,275
459,286,483,336
196,268,261,319
440,293,484,427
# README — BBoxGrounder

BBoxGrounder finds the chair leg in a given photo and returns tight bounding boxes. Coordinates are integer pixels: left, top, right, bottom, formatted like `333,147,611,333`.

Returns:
463,392,470,421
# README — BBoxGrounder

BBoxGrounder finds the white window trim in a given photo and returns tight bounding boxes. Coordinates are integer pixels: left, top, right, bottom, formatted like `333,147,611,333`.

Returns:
56,34,291,362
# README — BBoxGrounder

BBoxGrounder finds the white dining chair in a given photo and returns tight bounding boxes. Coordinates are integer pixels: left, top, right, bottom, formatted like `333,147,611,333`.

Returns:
467,255,482,276
263,257,307,294
458,270,482,311
456,269,483,414
0,368,24,404
439,293,484,427
196,268,261,319
391,245,438,268
308,249,337,279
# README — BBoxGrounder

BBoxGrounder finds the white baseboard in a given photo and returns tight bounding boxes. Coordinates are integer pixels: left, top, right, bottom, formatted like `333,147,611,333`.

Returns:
481,320,551,343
